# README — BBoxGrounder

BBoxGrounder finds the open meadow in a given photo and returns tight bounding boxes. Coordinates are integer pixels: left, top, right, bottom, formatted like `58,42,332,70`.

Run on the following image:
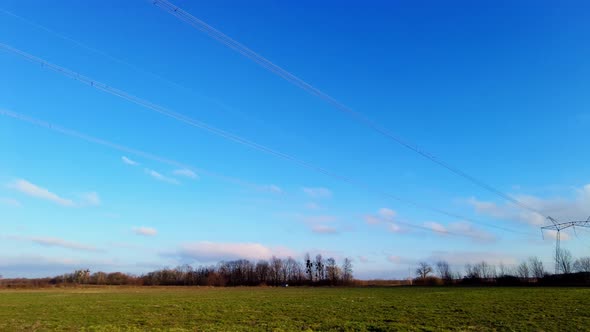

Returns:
0,286,588,331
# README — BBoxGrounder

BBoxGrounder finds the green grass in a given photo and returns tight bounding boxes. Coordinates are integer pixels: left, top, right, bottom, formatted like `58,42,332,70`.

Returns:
0,287,589,331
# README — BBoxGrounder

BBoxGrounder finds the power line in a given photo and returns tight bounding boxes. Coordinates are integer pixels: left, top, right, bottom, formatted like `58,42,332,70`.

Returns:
150,0,548,219
0,108,265,191
0,43,532,236
0,6,282,137
1,109,487,242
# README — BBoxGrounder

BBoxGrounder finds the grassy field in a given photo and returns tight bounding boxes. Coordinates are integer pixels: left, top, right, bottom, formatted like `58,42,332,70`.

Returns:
0,286,589,331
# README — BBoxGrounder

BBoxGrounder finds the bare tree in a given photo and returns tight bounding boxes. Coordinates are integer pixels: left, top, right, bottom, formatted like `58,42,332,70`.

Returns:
528,257,545,278
497,262,510,277
476,261,495,280
415,262,433,279
574,257,590,272
269,256,283,286
255,260,269,285
435,261,452,281
304,253,313,283
516,261,530,279
325,258,341,285
556,248,574,274
314,254,325,282
341,258,353,284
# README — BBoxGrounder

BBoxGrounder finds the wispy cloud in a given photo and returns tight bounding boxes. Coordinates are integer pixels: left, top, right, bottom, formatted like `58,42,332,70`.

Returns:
302,215,339,234
176,242,295,262
311,225,339,234
304,215,337,224
79,192,101,207
302,187,332,199
468,184,590,226
387,255,410,264
121,156,139,166
173,168,198,179
378,208,396,220
0,197,21,207
305,202,320,210
133,226,158,237
365,208,403,232
426,250,518,267
263,184,283,194
543,229,570,241
6,235,100,252
423,221,448,234
9,179,74,207
145,169,179,184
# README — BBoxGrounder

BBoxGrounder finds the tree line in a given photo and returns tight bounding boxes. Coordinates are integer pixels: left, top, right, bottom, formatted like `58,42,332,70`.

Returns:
0,254,354,288
413,249,590,286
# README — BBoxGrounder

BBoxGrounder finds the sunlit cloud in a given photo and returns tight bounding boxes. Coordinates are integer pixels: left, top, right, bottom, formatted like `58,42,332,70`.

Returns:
80,192,101,207
468,184,590,226
378,208,396,220
133,226,158,237
302,187,332,199
9,179,74,207
305,202,320,210
365,208,403,232
121,156,139,166
423,221,448,234
6,235,101,252
173,168,198,179
0,197,21,208
176,242,295,262
264,184,283,194
145,169,179,184
311,225,338,234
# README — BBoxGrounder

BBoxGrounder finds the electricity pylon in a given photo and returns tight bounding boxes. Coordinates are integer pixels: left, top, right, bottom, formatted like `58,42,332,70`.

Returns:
541,216,590,273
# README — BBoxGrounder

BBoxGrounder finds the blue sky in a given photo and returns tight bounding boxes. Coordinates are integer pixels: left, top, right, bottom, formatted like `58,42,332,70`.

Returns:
1,0,589,278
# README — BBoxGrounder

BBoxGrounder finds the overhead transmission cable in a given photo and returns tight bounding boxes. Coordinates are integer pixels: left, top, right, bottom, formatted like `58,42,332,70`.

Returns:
0,108,492,240
0,43,532,236
0,7,268,129
0,108,264,191
150,0,548,220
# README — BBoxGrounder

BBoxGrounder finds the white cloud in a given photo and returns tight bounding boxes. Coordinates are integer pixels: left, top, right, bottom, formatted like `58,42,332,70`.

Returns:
365,208,403,232
304,215,337,224
0,197,21,207
302,215,338,235
365,215,382,225
305,202,320,210
302,187,332,199
424,221,448,234
387,255,405,264
173,169,198,179
0,255,152,278
448,221,496,242
145,169,179,184
9,179,74,207
388,223,402,233
80,192,101,207
121,156,139,166
133,226,158,237
358,256,369,263
421,221,496,242
311,225,338,234
30,237,99,252
177,242,295,262
468,184,590,226
378,208,397,220
543,229,571,241
264,184,283,194
426,250,518,266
